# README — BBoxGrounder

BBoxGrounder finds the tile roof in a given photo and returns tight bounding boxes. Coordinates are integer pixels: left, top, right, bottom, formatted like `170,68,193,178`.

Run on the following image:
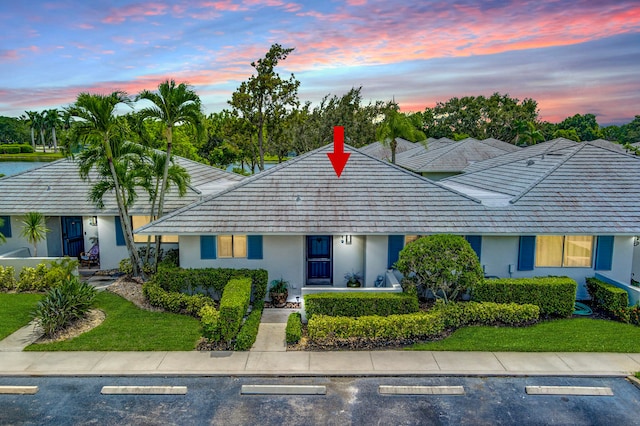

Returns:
357,138,422,161
396,137,520,173
0,156,242,216
139,140,640,236
137,144,498,235
441,141,640,233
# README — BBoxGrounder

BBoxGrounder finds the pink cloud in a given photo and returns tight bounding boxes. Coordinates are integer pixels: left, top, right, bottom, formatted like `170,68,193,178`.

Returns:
76,23,94,30
102,2,169,24
0,50,20,61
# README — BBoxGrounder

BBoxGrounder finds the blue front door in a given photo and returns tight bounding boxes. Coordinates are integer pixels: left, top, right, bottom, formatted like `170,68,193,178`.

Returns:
306,236,332,285
62,216,84,258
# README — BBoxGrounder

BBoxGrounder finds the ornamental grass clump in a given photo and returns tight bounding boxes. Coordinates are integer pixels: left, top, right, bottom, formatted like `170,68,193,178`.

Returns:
31,277,97,336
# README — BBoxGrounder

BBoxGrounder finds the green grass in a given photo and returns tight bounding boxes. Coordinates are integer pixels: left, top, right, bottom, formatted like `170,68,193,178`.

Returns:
25,291,202,351
0,153,63,161
0,293,42,340
410,317,640,352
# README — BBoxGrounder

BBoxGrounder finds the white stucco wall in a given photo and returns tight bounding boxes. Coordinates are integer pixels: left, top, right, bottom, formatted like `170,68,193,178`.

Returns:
179,235,304,296
0,215,48,257
98,216,129,270
364,235,389,287
333,235,365,287
481,235,634,300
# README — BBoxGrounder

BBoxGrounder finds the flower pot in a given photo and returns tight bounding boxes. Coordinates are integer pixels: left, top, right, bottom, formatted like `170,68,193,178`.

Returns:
270,291,288,308
346,280,361,288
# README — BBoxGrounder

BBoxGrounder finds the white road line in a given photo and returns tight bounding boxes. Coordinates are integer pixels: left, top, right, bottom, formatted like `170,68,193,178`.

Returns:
525,386,614,396
0,386,39,395
379,385,465,395
241,385,326,395
100,386,187,395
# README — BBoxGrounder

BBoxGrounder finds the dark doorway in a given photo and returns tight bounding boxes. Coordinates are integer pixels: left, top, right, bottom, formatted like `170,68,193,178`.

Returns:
62,216,84,258
306,235,332,285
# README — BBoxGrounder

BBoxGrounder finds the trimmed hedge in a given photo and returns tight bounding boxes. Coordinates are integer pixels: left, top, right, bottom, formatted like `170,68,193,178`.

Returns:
304,292,419,319
142,281,213,317
199,304,220,340
152,267,268,301
472,276,577,317
307,301,539,346
234,301,264,351
586,277,629,319
286,312,302,344
218,277,252,343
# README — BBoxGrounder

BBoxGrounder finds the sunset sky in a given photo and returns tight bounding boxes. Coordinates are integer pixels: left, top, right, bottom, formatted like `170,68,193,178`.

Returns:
1,0,639,125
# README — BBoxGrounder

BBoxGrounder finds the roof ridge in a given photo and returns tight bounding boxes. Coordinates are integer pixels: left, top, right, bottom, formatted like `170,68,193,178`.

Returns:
509,142,586,204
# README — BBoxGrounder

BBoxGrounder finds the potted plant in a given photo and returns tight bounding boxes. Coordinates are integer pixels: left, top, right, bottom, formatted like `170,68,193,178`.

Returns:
269,278,289,308
344,271,362,288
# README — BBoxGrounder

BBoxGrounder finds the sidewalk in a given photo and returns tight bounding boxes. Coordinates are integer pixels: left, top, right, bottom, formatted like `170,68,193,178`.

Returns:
1,350,639,377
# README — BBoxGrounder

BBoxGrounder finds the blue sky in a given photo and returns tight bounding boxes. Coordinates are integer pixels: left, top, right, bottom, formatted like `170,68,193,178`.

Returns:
1,0,639,125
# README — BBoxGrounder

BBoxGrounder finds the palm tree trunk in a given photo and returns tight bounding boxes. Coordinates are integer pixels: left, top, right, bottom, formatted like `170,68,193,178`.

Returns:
51,127,58,153
30,128,35,150
154,126,172,266
145,179,159,265
104,138,143,277
391,138,398,164
40,127,46,153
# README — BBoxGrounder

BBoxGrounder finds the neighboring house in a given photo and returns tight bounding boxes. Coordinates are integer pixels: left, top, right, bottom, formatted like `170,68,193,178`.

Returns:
441,139,640,298
358,138,423,162
395,137,521,180
137,141,640,301
0,156,243,269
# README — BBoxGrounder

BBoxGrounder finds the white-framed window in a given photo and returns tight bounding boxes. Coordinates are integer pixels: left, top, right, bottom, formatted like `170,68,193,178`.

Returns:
218,235,247,258
535,235,593,267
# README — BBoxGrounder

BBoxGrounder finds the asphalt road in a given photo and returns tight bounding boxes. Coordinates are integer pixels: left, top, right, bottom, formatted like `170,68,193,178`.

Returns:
1,376,639,425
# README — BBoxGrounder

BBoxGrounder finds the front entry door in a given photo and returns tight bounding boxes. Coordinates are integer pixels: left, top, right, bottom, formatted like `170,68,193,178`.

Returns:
62,216,84,258
306,236,332,285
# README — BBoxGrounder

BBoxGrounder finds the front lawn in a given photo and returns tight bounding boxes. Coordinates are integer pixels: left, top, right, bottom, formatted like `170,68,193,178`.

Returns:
26,291,201,351
410,317,640,352
0,293,42,340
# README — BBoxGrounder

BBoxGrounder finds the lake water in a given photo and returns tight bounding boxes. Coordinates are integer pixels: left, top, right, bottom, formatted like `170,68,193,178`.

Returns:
0,161,50,177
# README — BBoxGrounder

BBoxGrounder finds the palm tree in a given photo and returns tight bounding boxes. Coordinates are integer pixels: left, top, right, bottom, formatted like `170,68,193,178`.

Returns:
136,80,201,254
67,91,144,277
34,111,47,153
20,212,49,257
44,109,61,153
515,121,544,146
139,150,189,267
23,111,38,150
376,107,426,164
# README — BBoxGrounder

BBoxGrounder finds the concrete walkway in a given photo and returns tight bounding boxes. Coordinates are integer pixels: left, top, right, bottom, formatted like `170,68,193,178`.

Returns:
3,288,639,378
0,350,639,377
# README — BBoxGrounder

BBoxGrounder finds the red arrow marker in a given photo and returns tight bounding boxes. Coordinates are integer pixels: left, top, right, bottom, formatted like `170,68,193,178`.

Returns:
327,125,350,178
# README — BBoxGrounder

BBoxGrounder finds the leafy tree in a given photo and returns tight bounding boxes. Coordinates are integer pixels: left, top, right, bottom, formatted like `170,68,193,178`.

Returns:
20,212,50,257
421,93,539,143
376,106,426,163
620,115,640,144
199,110,242,168
0,116,29,145
229,43,300,171
67,91,143,277
136,79,202,257
395,234,483,303
556,113,602,142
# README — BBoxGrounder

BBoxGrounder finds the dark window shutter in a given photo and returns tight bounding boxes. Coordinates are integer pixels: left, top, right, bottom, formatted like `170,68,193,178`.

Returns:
200,236,217,259
115,216,125,246
465,235,482,260
594,236,614,271
388,235,405,269
518,236,535,271
0,216,11,238
247,235,263,259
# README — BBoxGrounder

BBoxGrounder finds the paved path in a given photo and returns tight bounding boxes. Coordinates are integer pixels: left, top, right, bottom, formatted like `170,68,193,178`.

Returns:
251,308,298,352
1,350,639,377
